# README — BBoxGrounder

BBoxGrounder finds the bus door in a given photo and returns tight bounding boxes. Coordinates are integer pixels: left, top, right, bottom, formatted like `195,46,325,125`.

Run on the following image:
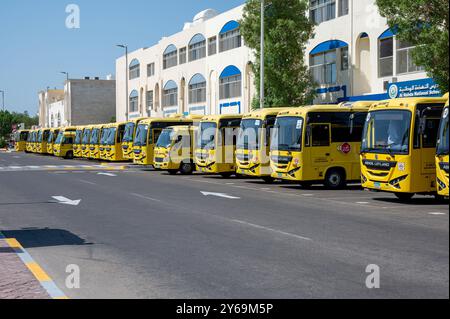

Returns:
307,122,331,178
220,119,241,165
417,105,443,175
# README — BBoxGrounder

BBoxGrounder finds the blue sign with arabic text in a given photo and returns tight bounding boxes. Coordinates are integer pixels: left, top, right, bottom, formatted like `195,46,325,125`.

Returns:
388,78,441,99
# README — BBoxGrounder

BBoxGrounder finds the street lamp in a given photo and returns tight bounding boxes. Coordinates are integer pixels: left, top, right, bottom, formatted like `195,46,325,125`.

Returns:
0,90,4,111
61,71,69,82
260,0,265,109
117,44,129,121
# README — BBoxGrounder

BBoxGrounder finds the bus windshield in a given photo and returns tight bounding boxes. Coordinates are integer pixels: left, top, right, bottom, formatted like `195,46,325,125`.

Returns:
270,117,304,152
197,122,217,149
37,131,43,143
90,129,100,144
101,128,110,145
134,124,148,146
107,128,117,145
362,110,412,155
156,128,175,148
47,132,53,143
237,119,262,150
75,130,83,144
123,123,136,142
82,130,91,144
55,132,63,144
437,108,449,155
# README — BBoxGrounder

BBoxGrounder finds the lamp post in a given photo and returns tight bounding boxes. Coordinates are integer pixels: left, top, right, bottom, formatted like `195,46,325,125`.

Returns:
117,44,129,121
260,0,265,109
61,71,69,82
0,90,4,111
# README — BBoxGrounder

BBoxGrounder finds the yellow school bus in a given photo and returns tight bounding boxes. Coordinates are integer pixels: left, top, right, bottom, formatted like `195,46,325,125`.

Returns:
436,94,449,198
30,130,39,153
53,131,76,159
81,125,94,158
88,125,105,160
14,130,30,152
154,125,198,175
73,126,85,158
133,118,194,166
270,103,371,188
36,128,51,154
25,130,35,153
361,97,446,200
236,108,291,183
122,118,147,161
100,122,127,162
195,115,243,178
46,128,60,155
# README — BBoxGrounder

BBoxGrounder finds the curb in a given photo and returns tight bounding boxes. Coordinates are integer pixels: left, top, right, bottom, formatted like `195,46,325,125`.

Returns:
0,231,68,299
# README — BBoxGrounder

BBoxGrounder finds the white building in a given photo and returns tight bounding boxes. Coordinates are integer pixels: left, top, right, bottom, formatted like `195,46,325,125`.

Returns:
116,1,442,121
307,0,441,103
40,78,116,128
115,5,255,121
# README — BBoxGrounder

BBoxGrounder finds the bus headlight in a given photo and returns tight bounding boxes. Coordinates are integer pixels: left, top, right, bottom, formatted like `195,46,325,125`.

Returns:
293,158,300,166
437,178,447,190
389,175,408,189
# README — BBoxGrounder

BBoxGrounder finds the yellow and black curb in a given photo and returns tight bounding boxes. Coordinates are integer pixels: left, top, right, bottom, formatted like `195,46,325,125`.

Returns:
0,231,68,299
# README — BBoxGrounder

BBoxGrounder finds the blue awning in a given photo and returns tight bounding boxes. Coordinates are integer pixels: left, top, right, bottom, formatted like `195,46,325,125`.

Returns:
220,20,240,34
220,65,241,79
310,40,348,55
379,27,397,40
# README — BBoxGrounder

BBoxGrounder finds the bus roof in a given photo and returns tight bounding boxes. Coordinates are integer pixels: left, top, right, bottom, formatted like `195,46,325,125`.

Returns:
242,107,294,120
276,104,369,117
127,117,148,124
139,118,194,125
370,97,447,111
164,125,196,132
200,114,243,123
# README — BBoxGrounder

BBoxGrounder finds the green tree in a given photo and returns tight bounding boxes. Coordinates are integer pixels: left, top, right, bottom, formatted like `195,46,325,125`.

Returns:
376,0,449,91
0,110,38,147
240,0,316,109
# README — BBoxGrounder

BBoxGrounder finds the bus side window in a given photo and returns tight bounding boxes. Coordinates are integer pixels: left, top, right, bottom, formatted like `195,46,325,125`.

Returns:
265,116,276,147
422,118,440,148
311,124,330,147
65,137,74,144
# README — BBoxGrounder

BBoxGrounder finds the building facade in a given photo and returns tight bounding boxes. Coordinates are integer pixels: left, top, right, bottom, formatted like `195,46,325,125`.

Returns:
116,1,441,121
40,78,116,128
115,6,255,122
38,89,64,127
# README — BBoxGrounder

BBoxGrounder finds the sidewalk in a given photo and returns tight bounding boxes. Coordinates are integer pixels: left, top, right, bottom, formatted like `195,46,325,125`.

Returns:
0,238,50,299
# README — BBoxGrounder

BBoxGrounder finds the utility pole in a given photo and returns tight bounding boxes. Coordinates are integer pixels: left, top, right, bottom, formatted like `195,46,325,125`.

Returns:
0,90,4,111
117,45,129,121
260,0,265,109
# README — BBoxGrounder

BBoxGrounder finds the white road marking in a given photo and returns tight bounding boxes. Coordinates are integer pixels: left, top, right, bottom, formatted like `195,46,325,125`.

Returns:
8,166,22,169
52,196,81,206
201,191,241,199
302,194,315,197
130,193,162,202
230,219,312,242
356,202,370,204
78,179,97,186
97,172,117,177
428,212,447,216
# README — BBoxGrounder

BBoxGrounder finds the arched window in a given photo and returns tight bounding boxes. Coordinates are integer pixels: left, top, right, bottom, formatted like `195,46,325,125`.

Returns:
219,21,241,52
163,81,178,107
129,90,139,113
189,74,207,104
189,34,207,62
163,45,178,69
309,40,348,84
219,66,242,100
129,59,140,80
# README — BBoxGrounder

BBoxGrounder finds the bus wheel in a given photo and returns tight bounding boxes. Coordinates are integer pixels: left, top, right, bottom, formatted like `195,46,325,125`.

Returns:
220,172,233,178
324,169,346,189
262,176,275,184
180,162,194,175
65,151,74,160
394,193,414,201
168,170,178,175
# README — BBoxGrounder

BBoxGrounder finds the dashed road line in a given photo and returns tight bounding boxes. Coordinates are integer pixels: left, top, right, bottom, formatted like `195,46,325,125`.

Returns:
130,192,163,203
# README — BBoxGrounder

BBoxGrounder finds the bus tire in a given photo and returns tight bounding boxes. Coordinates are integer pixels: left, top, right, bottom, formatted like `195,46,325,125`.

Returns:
262,176,275,184
220,172,233,178
65,151,74,160
180,162,194,175
394,193,414,201
324,168,346,189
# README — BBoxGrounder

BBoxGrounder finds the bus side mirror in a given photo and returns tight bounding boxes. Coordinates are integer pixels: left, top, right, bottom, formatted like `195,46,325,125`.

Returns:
349,114,355,135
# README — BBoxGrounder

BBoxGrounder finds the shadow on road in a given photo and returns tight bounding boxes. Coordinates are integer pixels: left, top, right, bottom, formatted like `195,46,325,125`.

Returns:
1,227,93,249
0,201,56,206
372,197,448,206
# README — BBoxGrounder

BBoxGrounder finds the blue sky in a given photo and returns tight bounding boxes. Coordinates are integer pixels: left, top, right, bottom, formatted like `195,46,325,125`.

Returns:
0,0,244,114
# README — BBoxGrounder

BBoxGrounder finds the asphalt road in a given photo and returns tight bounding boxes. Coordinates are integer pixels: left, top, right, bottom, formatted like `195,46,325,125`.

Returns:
0,151,448,299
